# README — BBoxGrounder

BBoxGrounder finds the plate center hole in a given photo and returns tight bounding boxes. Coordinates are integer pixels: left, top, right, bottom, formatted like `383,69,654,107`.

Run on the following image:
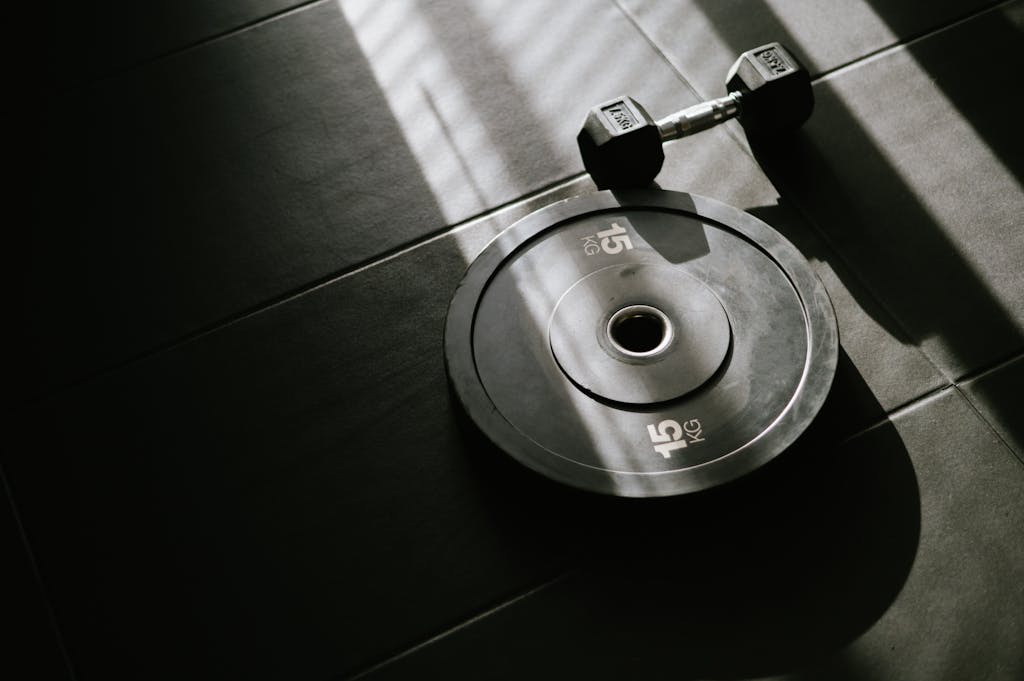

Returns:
608,305,670,355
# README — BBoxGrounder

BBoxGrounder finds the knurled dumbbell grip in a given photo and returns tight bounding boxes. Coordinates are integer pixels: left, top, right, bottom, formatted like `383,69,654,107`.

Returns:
656,92,742,142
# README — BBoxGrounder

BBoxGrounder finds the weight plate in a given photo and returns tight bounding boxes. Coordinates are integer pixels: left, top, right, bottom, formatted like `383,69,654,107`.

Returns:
445,189,838,497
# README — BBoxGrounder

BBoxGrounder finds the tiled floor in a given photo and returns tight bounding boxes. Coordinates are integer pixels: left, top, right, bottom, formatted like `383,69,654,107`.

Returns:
16,1,1023,679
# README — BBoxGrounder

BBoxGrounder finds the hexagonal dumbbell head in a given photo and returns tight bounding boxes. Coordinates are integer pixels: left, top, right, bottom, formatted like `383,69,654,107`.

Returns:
726,42,813,137
577,96,664,190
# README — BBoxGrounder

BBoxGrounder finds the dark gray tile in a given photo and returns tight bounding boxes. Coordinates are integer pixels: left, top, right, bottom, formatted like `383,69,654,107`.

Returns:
960,354,1024,460
43,0,309,85
618,0,1000,97
357,389,1024,681
749,4,1024,380
29,0,696,395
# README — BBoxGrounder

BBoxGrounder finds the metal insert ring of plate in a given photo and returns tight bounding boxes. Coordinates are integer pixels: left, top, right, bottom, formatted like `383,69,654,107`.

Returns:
444,189,838,498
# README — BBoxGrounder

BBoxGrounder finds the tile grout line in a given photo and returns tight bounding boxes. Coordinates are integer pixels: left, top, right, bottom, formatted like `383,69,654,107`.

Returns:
156,0,328,53
813,0,1014,84
953,384,1024,468
0,465,79,680
609,0,705,102
840,385,954,445
610,0,751,151
53,0,329,94
954,348,1023,385
339,569,577,681
953,348,1024,467
329,174,587,284
842,348,1023,445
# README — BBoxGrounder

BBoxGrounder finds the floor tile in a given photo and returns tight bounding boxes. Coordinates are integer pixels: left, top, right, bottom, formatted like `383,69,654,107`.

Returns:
356,389,1024,681
959,354,1024,460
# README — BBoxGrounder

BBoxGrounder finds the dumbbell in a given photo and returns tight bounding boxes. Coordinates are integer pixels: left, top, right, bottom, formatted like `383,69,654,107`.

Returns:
577,42,813,189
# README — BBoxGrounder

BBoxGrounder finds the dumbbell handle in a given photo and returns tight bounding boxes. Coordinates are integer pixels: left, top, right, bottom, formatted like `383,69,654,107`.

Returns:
656,92,741,142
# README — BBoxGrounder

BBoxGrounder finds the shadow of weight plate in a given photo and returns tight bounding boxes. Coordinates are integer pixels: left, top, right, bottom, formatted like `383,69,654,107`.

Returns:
445,190,838,497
